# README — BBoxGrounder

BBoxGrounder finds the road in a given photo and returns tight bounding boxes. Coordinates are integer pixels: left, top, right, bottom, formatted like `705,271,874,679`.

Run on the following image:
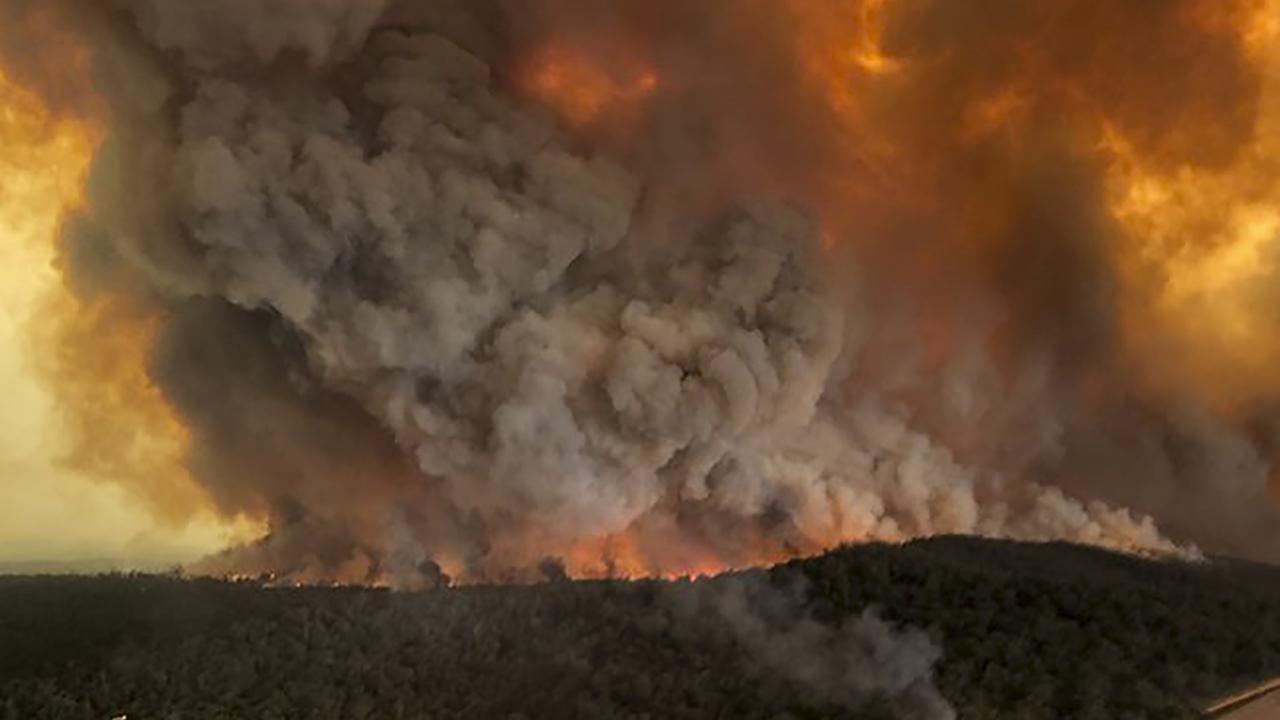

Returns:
1206,677,1280,718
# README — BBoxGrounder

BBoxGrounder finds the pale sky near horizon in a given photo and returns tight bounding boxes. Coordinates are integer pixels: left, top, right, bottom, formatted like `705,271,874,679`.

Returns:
0,225,248,567
0,101,256,566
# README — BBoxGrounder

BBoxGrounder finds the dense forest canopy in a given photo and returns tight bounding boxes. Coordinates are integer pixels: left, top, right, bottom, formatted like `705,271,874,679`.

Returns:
4,536,1280,719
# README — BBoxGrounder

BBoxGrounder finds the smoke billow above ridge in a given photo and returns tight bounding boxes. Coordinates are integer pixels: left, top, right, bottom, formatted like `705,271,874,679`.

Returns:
5,0,1280,583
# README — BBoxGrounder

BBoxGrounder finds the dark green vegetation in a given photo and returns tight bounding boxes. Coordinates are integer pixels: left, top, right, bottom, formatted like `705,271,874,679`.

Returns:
805,539,1280,719
2,536,1279,719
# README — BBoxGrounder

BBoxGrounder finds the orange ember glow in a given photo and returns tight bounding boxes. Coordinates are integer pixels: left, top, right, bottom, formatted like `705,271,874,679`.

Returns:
524,45,659,127
558,531,787,581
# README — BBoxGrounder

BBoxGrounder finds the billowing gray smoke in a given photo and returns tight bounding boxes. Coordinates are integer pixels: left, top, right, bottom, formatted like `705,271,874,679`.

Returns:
6,0,1206,583
667,573,956,719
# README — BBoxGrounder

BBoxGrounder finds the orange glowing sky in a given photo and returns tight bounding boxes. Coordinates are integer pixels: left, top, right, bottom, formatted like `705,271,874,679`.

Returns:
6,0,1280,573
524,45,659,127
0,68,258,568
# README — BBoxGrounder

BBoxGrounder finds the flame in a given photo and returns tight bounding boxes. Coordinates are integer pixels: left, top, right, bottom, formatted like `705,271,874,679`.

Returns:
554,517,876,581
560,531,743,581
6,0,1279,580
523,45,659,127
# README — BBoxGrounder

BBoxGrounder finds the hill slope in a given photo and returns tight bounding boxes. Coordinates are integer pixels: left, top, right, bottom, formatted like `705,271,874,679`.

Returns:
3,536,1280,719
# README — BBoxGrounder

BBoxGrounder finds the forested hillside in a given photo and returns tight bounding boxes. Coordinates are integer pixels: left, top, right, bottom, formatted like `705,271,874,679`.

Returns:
794,538,1280,718
3,537,1279,719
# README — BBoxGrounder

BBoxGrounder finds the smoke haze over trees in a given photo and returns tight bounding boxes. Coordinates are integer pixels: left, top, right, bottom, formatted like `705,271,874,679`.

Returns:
4,537,1280,719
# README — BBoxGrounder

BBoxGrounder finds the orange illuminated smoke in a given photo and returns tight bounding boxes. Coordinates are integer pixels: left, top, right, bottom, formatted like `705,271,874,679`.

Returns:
793,0,900,122
0,64,217,525
524,45,659,126
0,68,96,245
1099,0,1280,411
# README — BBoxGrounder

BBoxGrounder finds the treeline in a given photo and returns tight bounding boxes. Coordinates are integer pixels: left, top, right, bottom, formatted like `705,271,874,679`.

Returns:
2,536,1279,719
0,573,906,720
791,537,1280,718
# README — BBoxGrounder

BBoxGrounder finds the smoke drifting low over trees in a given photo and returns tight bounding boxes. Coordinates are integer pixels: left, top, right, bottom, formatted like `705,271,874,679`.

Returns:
4,538,1280,719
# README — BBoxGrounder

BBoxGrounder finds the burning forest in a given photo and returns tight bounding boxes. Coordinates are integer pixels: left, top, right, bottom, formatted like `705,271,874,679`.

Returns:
3,0,1280,585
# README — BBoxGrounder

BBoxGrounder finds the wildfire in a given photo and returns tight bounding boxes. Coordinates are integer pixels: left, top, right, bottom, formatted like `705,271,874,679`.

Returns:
792,0,900,124
0,69,94,235
1100,0,1280,409
0,60,261,551
559,532,741,581
0,66,196,518
7,0,1280,584
523,45,659,127
781,0,1280,418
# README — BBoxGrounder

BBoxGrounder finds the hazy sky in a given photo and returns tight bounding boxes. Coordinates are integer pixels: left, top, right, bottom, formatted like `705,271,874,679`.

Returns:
0,95,254,568
0,224,249,567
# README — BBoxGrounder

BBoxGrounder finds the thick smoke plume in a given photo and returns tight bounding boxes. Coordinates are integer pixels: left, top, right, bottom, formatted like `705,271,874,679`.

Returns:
6,0,1280,582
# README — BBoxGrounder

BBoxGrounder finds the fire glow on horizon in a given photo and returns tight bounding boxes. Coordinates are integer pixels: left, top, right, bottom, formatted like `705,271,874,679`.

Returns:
5,0,1280,582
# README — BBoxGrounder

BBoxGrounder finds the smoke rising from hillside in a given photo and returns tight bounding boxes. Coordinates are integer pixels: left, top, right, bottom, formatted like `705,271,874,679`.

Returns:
668,574,955,719
5,0,1280,581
